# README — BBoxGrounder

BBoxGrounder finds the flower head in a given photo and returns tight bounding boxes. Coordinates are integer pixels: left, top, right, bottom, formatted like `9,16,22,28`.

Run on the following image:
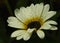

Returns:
7,3,57,41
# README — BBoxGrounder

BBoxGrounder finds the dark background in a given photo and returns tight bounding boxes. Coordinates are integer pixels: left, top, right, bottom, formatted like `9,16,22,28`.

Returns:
0,0,60,43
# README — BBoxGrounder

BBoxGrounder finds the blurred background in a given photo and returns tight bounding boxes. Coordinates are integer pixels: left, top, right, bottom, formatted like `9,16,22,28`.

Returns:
0,0,60,43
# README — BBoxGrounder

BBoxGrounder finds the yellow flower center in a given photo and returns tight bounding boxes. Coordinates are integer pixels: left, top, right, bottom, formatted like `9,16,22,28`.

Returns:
24,17,44,30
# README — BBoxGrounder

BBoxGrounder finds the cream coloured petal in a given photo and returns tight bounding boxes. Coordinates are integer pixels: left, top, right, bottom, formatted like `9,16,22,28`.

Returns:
40,20,57,30
27,28,36,33
23,32,31,41
23,28,35,41
40,4,56,21
41,4,50,18
11,30,26,37
37,30,45,39
15,3,44,23
42,11,56,21
45,20,57,25
43,4,50,13
15,7,34,23
34,3,44,17
16,35,23,40
40,23,51,30
7,17,26,29
50,26,58,30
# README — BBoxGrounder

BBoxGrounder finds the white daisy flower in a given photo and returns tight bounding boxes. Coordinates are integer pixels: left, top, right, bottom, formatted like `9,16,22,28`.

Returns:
7,3,58,41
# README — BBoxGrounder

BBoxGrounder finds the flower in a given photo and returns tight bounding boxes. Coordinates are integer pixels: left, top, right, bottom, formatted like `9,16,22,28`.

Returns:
7,3,58,41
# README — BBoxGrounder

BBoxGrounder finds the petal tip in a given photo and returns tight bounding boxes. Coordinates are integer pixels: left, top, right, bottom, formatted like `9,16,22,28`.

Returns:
11,34,15,37
37,30,45,39
50,26,58,30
